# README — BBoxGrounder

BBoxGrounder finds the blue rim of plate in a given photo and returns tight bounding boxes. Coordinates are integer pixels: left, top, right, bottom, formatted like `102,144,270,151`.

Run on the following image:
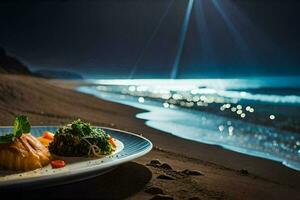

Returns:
0,126,152,189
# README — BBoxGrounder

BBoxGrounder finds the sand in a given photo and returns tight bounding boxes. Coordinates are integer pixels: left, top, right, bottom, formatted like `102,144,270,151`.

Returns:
0,75,299,199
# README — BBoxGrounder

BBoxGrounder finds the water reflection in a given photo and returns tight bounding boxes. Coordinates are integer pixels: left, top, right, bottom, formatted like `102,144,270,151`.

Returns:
78,78,300,171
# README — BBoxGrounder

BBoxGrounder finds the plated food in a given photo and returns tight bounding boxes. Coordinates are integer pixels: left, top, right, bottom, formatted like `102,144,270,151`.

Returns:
0,116,51,171
0,116,117,172
0,133,51,171
49,119,116,157
0,125,151,189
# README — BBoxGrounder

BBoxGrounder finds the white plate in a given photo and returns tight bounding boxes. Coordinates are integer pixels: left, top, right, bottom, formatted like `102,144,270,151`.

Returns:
0,126,152,189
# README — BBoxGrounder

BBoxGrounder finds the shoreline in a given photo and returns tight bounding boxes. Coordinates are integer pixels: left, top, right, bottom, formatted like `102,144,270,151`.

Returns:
0,75,299,199
76,86,300,172
48,78,300,186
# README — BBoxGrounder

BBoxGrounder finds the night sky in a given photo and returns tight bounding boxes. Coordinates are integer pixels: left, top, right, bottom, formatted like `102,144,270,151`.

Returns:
0,0,300,78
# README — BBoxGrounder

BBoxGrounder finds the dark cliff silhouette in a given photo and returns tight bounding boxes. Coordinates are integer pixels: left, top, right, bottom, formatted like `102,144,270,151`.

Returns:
0,47,31,75
0,47,83,79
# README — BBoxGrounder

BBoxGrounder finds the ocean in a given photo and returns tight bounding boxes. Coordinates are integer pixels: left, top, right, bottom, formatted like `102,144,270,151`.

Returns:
76,76,300,171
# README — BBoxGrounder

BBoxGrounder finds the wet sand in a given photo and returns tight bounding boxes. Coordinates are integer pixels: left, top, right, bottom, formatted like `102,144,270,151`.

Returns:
0,75,299,199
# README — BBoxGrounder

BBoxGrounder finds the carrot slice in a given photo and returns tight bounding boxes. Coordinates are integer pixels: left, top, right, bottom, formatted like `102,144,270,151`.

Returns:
51,160,66,168
109,136,117,149
38,137,51,147
43,131,54,140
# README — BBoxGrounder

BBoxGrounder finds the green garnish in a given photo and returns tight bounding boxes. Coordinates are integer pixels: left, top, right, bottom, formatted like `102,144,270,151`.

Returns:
0,115,31,144
0,134,15,144
49,119,113,157
13,115,31,138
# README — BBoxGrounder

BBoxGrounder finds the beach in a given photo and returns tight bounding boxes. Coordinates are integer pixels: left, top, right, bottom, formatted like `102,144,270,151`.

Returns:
1,75,300,199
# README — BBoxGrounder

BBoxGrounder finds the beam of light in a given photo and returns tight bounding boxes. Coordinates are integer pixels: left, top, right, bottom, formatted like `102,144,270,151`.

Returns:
223,0,280,56
129,0,174,79
194,0,214,64
211,0,249,54
171,0,194,79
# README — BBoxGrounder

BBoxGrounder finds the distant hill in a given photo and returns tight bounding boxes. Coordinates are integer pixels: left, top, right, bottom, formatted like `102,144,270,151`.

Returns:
34,69,83,80
0,47,83,79
0,47,31,75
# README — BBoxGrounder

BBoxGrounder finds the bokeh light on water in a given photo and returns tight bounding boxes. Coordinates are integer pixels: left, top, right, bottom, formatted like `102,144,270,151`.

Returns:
79,78,300,170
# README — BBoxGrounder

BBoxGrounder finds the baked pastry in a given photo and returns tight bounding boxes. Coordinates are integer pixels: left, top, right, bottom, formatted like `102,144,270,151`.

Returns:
0,134,51,171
